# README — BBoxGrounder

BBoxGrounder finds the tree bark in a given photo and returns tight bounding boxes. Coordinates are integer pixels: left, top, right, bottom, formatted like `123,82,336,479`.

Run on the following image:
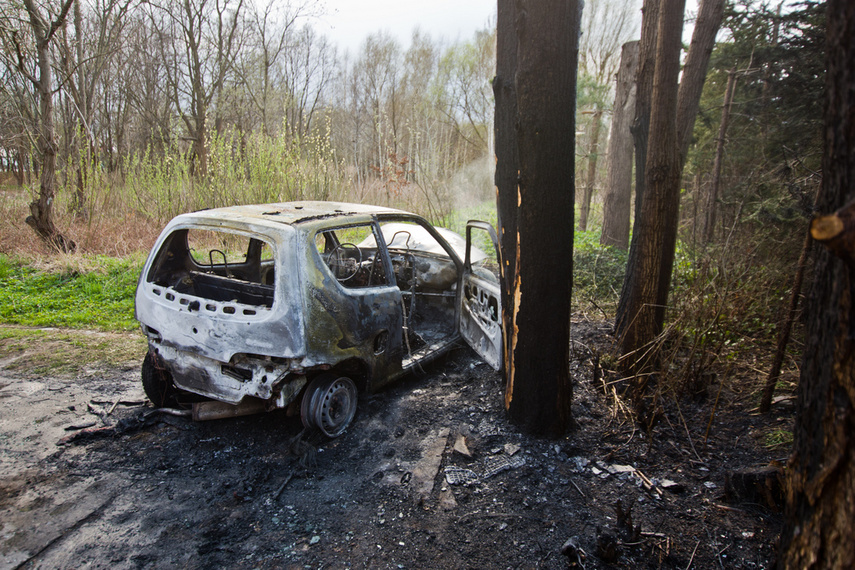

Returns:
578,107,603,232
616,0,685,373
676,0,726,166
495,0,580,437
779,1,855,566
600,40,639,250
703,68,737,243
22,0,76,252
616,0,658,334
629,0,659,221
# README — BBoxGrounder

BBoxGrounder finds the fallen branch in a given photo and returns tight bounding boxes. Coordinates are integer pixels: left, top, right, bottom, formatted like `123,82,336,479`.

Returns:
274,469,296,500
685,540,700,570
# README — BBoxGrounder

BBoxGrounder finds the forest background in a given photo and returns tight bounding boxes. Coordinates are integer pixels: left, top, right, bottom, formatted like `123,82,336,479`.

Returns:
0,0,824,427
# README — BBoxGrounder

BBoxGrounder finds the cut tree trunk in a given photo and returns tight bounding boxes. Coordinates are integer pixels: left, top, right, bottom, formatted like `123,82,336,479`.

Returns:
779,1,855,565
600,40,639,250
495,0,580,436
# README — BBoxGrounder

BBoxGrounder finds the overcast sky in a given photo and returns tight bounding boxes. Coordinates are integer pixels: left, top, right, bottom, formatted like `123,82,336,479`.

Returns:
311,2,707,58
313,0,497,55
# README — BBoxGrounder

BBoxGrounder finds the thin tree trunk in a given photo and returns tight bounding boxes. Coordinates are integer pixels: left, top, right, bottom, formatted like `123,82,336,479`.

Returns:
617,0,685,375
579,107,603,232
759,213,815,414
779,2,855,564
495,0,580,436
704,68,737,243
601,40,639,250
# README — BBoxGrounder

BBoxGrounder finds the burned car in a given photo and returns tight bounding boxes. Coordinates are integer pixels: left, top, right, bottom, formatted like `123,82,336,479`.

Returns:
135,201,502,437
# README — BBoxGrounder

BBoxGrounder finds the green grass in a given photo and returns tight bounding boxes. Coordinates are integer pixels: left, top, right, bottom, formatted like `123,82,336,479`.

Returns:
0,326,146,376
0,254,144,331
763,427,794,450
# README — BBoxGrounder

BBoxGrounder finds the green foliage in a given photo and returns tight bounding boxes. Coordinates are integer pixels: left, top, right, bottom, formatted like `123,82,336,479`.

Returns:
0,254,143,331
685,0,825,235
763,427,794,450
572,230,628,313
116,121,348,223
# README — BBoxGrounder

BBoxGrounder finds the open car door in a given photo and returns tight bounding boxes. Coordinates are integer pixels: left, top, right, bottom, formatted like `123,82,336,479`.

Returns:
458,221,503,371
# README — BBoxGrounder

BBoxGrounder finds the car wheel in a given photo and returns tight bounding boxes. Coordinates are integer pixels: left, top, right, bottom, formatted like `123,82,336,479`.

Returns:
301,373,357,438
142,351,178,408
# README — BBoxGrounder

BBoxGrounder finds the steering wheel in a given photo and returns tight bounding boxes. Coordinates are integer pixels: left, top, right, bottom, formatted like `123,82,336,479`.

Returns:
329,242,362,282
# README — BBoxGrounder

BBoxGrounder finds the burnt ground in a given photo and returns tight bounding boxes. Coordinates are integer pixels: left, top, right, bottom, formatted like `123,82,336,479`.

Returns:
0,321,790,569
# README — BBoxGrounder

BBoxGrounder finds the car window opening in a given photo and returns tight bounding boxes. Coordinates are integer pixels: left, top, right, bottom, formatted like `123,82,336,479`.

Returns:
147,228,276,309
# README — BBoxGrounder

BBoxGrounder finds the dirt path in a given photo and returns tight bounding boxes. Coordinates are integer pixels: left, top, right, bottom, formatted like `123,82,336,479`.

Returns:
0,326,783,569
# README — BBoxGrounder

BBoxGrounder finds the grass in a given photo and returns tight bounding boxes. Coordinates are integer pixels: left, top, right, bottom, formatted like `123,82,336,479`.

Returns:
0,326,145,376
0,253,144,331
763,427,794,450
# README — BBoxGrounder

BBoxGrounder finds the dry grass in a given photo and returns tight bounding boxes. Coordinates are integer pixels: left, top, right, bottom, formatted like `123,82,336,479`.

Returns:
0,184,162,258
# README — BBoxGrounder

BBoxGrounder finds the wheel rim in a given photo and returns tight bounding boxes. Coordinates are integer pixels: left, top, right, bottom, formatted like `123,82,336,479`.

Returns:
302,375,357,438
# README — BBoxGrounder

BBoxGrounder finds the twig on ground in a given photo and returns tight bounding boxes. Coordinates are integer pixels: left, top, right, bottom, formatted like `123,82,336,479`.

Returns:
685,540,700,570
672,396,704,463
274,470,296,500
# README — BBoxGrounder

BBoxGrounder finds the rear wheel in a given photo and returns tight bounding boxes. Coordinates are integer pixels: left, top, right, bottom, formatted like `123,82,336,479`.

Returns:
300,374,358,438
142,351,178,408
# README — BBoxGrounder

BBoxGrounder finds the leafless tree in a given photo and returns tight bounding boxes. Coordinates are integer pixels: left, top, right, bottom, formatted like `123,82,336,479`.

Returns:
146,0,247,178
576,0,640,233
57,0,133,217
0,0,76,251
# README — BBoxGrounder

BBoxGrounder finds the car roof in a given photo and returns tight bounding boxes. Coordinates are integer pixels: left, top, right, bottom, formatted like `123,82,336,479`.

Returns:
183,201,408,228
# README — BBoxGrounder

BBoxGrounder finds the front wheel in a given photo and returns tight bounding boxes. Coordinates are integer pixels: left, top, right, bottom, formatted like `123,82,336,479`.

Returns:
141,351,178,408
300,374,358,438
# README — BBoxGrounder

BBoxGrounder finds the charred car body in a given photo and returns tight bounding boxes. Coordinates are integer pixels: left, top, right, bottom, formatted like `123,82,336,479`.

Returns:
135,201,502,436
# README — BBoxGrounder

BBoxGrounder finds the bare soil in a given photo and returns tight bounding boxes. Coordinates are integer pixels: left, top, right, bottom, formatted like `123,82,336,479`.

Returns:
0,322,788,569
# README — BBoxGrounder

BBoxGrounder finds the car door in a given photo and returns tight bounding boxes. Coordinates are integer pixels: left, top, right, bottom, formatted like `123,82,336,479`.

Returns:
458,221,503,371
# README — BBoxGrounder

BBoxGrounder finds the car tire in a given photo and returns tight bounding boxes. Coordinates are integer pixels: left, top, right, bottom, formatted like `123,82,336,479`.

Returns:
300,373,358,438
142,351,178,408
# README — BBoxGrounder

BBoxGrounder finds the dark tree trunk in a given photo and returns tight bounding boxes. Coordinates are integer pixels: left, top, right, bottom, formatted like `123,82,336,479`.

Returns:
22,0,76,253
616,0,685,373
779,1,855,566
629,0,659,221
616,0,659,333
494,0,580,437
703,68,737,243
600,40,639,250
676,0,726,166
578,107,603,232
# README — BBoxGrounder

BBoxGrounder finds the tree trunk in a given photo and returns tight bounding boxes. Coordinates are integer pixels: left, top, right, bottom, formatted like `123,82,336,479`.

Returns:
676,0,726,166
22,0,76,253
616,0,659,333
578,107,603,232
616,0,685,374
704,68,737,243
629,0,659,221
779,1,855,566
600,40,639,250
495,0,580,437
